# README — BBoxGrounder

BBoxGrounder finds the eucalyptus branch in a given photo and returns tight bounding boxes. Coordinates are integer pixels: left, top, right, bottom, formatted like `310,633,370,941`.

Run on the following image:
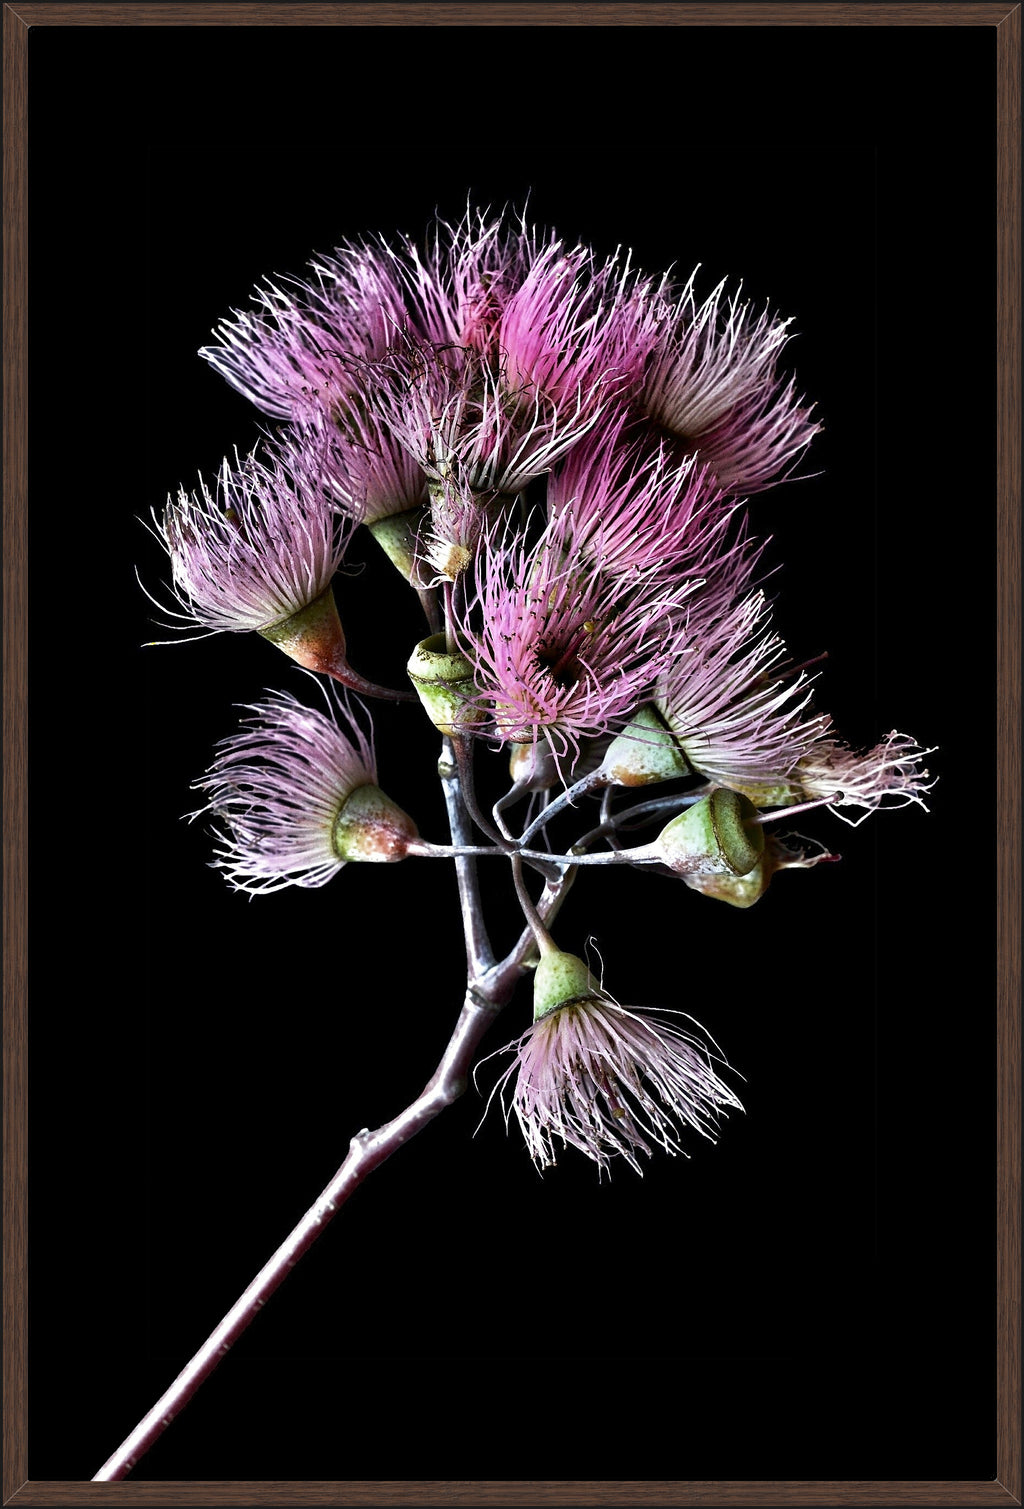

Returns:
416,583,443,636
409,842,657,869
134,200,935,1487
452,731,508,847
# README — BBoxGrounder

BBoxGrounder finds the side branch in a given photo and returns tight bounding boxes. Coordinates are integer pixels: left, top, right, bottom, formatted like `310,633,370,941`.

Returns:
439,735,495,975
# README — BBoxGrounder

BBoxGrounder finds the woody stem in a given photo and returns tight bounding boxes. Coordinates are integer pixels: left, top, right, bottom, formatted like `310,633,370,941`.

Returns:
91,970,520,1484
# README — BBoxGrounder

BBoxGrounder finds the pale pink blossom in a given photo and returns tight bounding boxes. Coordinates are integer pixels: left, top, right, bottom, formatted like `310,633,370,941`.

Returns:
154,431,353,635
193,689,378,893
792,731,937,824
491,995,743,1174
656,589,829,789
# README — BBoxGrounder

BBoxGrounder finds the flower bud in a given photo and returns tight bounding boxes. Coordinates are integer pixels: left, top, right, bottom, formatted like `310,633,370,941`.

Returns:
532,947,600,1023
261,583,414,702
601,705,690,788
331,784,420,863
406,634,486,736
654,788,764,877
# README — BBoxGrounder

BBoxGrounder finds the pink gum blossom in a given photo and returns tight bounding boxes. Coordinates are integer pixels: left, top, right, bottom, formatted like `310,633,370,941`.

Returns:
459,510,700,762
641,272,820,493
366,335,611,497
488,995,743,1174
155,432,355,635
192,688,379,894
655,588,831,789
545,406,740,580
795,731,937,824
199,246,414,421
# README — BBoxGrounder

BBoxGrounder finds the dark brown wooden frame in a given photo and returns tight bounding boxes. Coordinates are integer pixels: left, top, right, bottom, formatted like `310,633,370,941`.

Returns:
3,3,1020,1505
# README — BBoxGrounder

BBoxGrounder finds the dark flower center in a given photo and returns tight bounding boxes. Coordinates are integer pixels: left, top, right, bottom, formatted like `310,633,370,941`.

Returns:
535,640,582,689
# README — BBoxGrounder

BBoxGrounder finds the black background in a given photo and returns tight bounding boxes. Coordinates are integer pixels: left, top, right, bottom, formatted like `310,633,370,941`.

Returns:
27,16,995,1487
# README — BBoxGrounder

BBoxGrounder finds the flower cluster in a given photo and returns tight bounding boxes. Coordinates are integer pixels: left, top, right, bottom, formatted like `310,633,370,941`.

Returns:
153,204,935,1176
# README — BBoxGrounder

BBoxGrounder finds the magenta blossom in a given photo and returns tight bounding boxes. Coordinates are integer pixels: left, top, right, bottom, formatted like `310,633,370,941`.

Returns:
199,245,413,422
366,333,610,499
546,407,738,580
199,207,633,431
489,995,743,1174
199,207,542,424
308,403,428,527
389,206,661,397
642,273,820,493
496,238,659,407
383,204,541,356
461,510,697,762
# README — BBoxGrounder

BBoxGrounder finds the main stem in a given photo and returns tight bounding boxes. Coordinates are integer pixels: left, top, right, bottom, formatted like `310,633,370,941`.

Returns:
92,735,515,1482
91,982,512,1482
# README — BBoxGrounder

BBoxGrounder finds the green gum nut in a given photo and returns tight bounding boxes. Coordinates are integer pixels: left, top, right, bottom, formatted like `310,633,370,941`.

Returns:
532,947,600,1023
602,705,691,788
406,634,486,736
655,788,765,877
332,784,419,863
367,506,427,582
683,853,771,908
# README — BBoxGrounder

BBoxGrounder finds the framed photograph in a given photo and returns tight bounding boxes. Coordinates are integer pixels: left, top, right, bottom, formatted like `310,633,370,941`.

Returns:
5,4,1019,1504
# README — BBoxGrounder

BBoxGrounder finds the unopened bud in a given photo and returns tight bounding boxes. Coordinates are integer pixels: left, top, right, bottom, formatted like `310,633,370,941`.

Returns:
331,784,420,863
602,706,690,788
654,788,764,877
407,634,485,736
